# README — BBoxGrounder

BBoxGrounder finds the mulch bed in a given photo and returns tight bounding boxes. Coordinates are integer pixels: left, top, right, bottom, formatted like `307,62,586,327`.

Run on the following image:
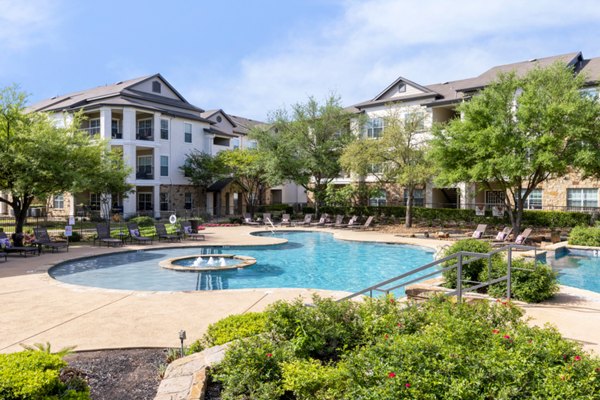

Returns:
64,348,168,400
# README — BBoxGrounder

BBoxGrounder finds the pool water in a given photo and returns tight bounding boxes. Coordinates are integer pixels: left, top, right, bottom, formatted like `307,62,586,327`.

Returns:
50,231,434,292
549,249,600,293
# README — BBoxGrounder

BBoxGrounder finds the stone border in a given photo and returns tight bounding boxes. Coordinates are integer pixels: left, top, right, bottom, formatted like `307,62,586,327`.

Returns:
159,254,256,272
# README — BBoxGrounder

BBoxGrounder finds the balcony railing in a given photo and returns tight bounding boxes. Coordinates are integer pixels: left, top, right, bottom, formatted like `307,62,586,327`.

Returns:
136,167,154,180
112,130,122,139
79,127,100,136
136,129,153,141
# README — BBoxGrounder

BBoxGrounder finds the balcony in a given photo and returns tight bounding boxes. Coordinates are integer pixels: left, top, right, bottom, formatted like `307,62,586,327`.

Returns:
136,167,154,180
136,128,153,141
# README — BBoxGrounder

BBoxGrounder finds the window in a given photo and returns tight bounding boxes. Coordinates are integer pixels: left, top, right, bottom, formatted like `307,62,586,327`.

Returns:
567,188,598,209
184,123,192,143
404,189,424,207
363,117,384,139
152,81,161,93
137,119,152,139
398,83,406,93
137,155,153,179
184,192,192,209
216,115,222,123
519,189,542,210
246,140,257,149
160,192,169,211
485,190,506,206
160,156,169,177
232,138,240,149
89,118,100,135
369,190,387,207
138,193,153,211
160,119,169,140
111,119,121,139
53,193,64,209
90,193,101,211
581,87,598,99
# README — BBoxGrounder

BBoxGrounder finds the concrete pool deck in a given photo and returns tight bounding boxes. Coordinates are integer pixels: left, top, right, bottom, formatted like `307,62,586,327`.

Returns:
0,225,598,355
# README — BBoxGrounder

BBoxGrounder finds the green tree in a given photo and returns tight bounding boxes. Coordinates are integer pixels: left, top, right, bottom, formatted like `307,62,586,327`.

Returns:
217,148,271,218
253,95,356,214
0,86,131,244
430,63,600,235
341,109,433,227
179,151,226,190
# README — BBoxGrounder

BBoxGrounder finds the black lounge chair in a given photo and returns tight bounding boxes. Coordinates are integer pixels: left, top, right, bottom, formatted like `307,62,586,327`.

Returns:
181,221,205,241
0,231,39,257
155,223,180,242
33,227,69,252
127,222,153,244
93,223,122,247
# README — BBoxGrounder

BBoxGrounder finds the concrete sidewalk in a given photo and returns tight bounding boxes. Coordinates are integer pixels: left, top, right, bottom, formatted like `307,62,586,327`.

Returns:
0,226,598,355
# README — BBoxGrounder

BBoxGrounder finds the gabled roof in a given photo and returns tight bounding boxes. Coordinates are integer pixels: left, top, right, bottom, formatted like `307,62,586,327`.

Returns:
28,73,205,115
207,178,234,192
372,75,435,101
201,109,238,127
229,114,267,135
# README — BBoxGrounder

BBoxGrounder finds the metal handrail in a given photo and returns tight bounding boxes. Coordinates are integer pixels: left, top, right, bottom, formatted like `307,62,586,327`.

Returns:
339,244,538,302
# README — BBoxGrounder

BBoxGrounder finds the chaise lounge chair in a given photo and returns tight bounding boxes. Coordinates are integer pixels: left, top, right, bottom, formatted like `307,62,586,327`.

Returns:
279,214,292,227
243,214,260,226
310,213,329,227
492,227,512,243
336,215,359,229
351,216,374,230
93,223,122,247
299,214,313,226
327,215,344,228
155,222,181,242
33,227,69,252
181,221,205,241
0,231,39,257
127,222,153,244
514,228,533,245
471,224,488,239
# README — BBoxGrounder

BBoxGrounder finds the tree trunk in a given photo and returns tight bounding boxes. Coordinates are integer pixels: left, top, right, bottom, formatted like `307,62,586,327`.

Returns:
12,196,33,247
405,187,413,228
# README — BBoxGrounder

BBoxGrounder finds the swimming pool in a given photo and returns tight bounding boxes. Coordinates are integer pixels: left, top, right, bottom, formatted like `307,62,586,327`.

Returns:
50,231,434,293
548,248,600,293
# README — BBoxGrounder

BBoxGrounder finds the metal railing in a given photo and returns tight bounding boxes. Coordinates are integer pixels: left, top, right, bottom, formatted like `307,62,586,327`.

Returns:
339,244,539,303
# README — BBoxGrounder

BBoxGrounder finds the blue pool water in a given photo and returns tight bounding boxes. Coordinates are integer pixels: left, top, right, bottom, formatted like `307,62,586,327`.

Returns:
549,249,600,293
50,231,434,292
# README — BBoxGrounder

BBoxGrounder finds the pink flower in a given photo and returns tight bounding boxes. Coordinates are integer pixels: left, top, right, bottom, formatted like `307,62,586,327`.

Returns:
492,329,500,334
266,353,272,358
388,372,396,378
503,335,511,340
574,355,581,362
389,298,395,304
405,383,411,388
384,334,389,340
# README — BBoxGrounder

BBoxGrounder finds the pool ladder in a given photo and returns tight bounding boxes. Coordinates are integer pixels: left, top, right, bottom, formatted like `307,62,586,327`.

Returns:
265,217,276,234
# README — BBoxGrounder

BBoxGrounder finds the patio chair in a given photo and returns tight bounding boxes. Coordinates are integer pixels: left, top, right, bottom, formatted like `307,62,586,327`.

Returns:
492,227,512,243
514,228,533,245
0,231,39,257
243,213,260,226
299,214,313,226
180,221,205,241
127,222,153,244
310,213,329,227
155,222,181,242
327,215,344,228
471,224,488,239
262,213,272,225
336,215,359,229
279,213,292,227
33,227,69,252
351,216,375,230
93,223,122,247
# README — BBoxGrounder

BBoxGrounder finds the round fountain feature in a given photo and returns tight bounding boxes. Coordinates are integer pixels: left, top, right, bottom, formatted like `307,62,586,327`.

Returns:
159,254,256,272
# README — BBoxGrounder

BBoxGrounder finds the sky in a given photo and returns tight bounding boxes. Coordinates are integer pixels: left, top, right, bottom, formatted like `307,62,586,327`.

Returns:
2,0,600,121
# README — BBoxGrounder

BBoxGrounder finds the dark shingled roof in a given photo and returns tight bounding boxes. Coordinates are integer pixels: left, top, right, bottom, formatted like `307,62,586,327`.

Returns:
207,178,234,192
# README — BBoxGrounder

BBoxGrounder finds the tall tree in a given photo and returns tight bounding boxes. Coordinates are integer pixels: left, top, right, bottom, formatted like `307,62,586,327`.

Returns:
180,150,226,201
341,109,433,227
217,148,270,218
252,95,356,214
430,63,600,235
0,86,131,244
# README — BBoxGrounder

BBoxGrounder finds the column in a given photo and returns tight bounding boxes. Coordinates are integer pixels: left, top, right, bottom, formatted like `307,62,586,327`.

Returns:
153,112,161,142
122,108,136,141
0,191,7,214
99,107,112,140
153,185,161,219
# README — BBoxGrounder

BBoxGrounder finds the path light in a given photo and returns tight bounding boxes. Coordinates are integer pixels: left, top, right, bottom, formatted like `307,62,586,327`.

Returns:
179,329,186,358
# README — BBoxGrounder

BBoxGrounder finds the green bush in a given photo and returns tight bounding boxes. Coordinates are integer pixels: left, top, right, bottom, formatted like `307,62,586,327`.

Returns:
441,239,498,289
206,312,268,346
128,215,155,227
481,258,559,303
60,231,82,242
568,225,600,246
212,296,600,400
0,351,90,399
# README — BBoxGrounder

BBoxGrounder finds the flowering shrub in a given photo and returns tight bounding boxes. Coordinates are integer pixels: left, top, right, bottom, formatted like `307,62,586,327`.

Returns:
441,239,499,289
212,295,600,399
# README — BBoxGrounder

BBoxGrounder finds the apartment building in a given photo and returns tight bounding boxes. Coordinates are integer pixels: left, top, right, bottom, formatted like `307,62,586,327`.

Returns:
25,74,265,219
349,51,600,212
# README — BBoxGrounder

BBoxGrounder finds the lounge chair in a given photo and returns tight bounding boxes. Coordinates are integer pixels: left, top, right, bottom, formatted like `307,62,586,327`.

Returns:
262,213,272,225
299,214,313,226
127,222,153,244
351,216,374,230
337,215,359,229
327,215,344,228
310,213,329,227
180,221,205,241
93,223,122,247
243,214,260,226
514,228,533,245
471,224,487,239
492,227,512,243
279,214,292,227
0,231,39,257
33,227,69,252
155,222,181,242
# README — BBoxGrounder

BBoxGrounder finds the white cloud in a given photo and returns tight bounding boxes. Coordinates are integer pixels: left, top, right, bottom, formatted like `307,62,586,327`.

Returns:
187,0,600,120
0,0,60,50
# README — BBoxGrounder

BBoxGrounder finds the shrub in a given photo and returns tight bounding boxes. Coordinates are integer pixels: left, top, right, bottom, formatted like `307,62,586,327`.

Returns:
0,351,90,399
128,215,155,227
568,225,600,246
205,312,268,347
441,239,498,289
481,258,559,303
60,231,82,242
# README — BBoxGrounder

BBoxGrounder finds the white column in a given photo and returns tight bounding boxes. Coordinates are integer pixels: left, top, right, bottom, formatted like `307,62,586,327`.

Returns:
153,112,161,142
425,182,433,208
123,191,136,218
153,185,161,218
0,191,7,214
99,107,112,140
123,108,136,141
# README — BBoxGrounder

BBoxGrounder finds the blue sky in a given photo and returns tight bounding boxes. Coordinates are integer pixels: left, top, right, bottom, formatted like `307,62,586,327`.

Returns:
2,0,600,120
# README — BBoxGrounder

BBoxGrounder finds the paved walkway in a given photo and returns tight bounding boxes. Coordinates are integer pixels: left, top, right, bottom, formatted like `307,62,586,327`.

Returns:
0,226,598,355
